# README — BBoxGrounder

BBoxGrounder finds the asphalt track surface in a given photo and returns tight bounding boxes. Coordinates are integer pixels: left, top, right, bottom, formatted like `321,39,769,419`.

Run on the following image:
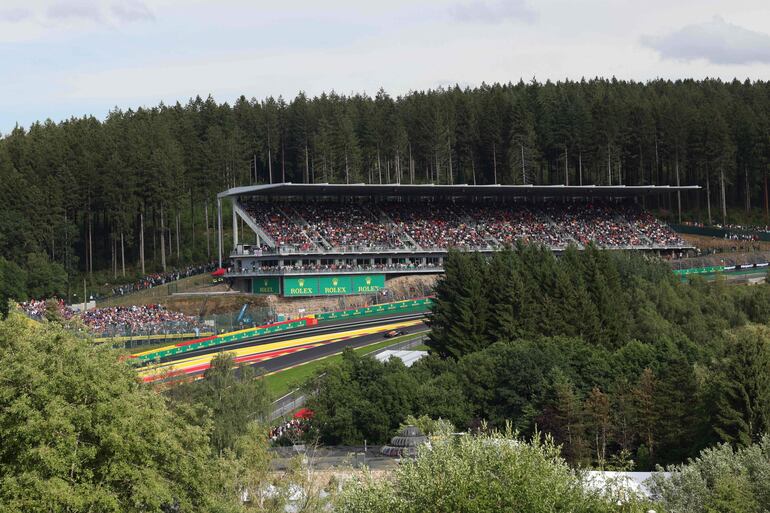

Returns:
138,316,428,383
147,313,428,364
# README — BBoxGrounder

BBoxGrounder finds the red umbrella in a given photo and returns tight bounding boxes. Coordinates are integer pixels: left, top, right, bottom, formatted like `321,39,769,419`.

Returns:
293,408,314,419
211,268,226,277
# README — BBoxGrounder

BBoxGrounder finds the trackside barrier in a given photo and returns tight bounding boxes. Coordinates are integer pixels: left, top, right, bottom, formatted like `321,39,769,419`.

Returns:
133,297,434,363
134,318,315,362
673,262,770,279
672,266,725,276
95,331,216,345
217,317,316,345
314,297,434,322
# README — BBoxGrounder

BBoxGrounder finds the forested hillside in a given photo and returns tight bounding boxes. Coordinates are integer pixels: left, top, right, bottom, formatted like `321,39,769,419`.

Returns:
304,247,770,469
1,79,769,284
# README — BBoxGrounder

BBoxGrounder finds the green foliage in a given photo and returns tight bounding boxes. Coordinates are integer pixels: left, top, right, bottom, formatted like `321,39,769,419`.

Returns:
24,252,67,299
304,348,420,445
335,429,654,513
398,415,456,436
648,435,770,513
169,352,271,454
306,248,770,469
428,246,636,358
3,78,770,294
712,325,770,447
0,312,240,512
0,257,26,317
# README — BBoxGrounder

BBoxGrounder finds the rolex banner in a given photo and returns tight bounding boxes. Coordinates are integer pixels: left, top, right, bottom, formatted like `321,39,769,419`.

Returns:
351,274,385,293
282,275,384,297
252,277,281,294
319,276,350,295
283,277,319,297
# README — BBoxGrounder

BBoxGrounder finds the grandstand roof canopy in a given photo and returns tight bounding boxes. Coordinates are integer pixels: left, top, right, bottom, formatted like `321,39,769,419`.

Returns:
218,182,700,199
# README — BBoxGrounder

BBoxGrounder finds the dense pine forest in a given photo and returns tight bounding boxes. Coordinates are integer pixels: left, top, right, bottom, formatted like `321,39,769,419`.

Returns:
1,78,770,292
304,246,770,469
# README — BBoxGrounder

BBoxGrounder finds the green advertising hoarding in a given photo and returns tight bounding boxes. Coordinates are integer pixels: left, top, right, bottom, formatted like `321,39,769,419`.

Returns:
351,274,385,293
283,276,319,296
672,266,724,276
282,274,385,297
252,277,281,294
319,276,351,295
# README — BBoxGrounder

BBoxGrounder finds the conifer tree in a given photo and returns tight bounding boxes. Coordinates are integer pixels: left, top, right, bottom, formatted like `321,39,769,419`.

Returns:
714,326,770,447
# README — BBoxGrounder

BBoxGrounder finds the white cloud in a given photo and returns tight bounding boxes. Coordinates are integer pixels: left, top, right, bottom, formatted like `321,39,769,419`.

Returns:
46,0,102,22
0,0,154,28
642,15,770,65
3,0,770,132
111,0,153,23
0,7,32,22
450,0,537,24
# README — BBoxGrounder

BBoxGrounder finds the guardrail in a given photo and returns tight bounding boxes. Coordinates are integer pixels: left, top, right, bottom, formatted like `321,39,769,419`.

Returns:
672,262,770,278
132,297,434,363
672,266,725,276
132,318,315,362
96,331,216,346
315,297,433,321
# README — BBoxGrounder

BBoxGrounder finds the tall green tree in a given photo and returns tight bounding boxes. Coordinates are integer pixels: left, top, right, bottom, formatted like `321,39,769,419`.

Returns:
0,312,240,512
713,325,770,447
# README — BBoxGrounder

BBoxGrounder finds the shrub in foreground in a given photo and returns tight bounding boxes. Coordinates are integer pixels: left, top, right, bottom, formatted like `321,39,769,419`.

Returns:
647,435,770,513
336,428,654,513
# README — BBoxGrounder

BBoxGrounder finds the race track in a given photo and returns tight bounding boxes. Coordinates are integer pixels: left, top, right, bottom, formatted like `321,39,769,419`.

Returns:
138,318,427,383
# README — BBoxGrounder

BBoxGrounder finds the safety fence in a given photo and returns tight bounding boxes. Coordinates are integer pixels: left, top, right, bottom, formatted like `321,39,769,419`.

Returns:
132,317,316,362
131,297,434,363
314,297,433,322
672,266,725,276
98,331,216,348
672,262,769,278
203,305,276,334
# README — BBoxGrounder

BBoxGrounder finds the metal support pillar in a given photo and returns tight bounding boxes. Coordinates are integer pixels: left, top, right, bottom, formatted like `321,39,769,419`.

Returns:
232,199,239,249
217,197,223,267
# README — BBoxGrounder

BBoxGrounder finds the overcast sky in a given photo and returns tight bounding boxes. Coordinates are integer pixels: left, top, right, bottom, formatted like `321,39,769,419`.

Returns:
1,0,769,134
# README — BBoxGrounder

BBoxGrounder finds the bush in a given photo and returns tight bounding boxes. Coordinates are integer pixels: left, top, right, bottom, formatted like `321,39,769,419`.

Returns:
647,435,770,513
0,312,241,512
336,428,654,513
398,414,456,436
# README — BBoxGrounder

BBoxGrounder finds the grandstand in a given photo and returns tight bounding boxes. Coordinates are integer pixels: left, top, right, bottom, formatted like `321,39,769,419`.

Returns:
216,183,698,297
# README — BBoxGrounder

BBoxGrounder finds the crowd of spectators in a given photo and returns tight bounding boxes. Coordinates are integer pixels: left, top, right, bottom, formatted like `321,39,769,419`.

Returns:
109,262,217,297
545,203,645,247
80,304,203,337
298,202,404,249
243,199,687,251
382,203,487,249
19,298,74,321
19,300,203,337
242,201,315,250
684,220,770,234
233,262,441,275
464,204,564,247
269,417,310,445
628,209,688,246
